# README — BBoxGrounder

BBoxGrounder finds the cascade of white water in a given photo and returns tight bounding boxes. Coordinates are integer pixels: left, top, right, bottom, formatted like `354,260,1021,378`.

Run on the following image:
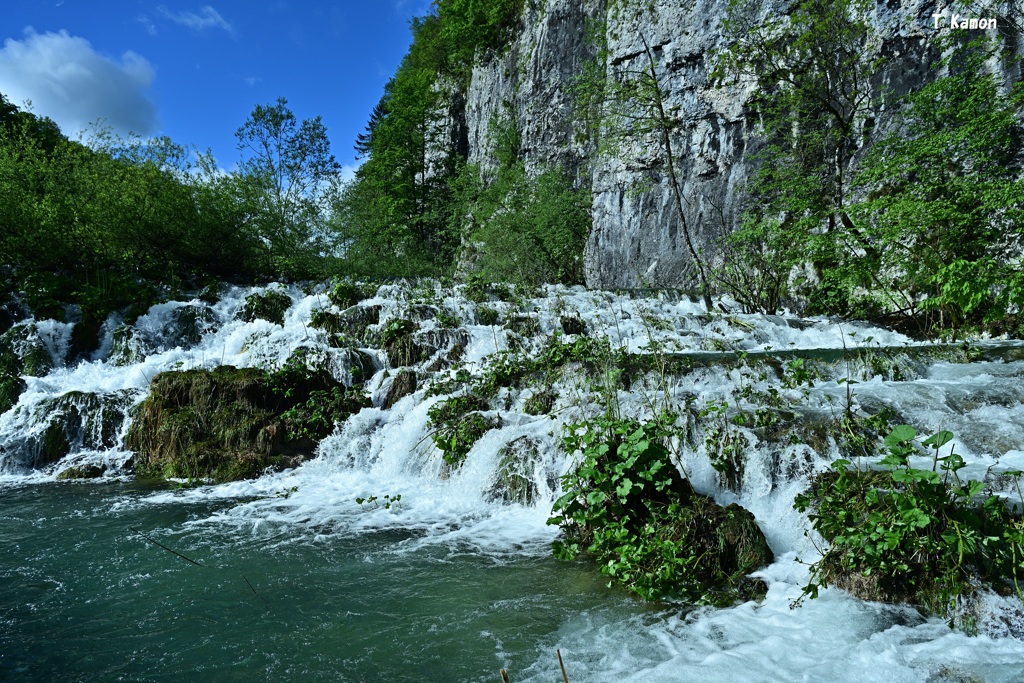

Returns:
4,280,1024,678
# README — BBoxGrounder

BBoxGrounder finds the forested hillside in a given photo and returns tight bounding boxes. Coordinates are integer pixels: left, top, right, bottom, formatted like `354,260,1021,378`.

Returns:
340,0,1024,337
0,95,340,351
3,0,1024,343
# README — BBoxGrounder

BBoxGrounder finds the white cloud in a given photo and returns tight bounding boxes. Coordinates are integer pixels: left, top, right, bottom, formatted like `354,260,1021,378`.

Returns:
0,29,159,137
339,162,361,184
137,14,158,36
156,5,233,33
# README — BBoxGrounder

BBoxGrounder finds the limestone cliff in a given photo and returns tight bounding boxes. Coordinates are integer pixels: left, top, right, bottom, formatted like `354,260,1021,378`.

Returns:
452,0,1023,290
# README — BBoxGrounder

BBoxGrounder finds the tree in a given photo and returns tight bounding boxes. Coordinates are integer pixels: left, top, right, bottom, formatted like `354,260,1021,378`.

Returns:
711,0,884,314
335,2,528,277
849,40,1024,334
575,25,712,308
235,97,341,276
333,16,458,275
354,90,390,159
449,108,590,286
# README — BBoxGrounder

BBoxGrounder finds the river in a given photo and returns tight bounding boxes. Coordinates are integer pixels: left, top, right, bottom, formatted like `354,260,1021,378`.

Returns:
3,282,1024,681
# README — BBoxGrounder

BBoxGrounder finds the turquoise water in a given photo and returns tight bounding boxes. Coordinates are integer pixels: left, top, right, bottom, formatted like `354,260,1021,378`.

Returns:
0,481,648,682
8,284,1024,681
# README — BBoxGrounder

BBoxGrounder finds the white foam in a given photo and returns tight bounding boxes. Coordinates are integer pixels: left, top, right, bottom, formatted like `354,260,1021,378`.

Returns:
4,281,1024,678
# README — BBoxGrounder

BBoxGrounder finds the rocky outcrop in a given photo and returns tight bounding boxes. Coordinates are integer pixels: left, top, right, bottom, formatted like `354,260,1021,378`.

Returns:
457,0,1023,289
125,361,368,482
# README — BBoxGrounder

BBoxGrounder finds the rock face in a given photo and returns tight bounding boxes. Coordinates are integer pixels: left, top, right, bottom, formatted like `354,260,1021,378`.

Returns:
455,0,1023,289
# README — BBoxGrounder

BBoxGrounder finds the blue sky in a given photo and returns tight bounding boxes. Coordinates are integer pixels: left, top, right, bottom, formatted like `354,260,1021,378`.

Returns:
0,1,435,177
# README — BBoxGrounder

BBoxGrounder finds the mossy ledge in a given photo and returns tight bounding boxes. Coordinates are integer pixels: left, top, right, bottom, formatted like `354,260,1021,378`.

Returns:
125,364,366,482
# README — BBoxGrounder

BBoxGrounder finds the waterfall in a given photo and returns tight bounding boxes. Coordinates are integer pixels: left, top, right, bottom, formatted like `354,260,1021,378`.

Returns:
3,280,1024,679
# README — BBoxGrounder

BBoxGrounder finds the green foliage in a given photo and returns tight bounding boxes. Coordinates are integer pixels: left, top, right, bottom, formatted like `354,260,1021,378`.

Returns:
240,289,292,325
434,0,524,78
356,493,403,510
334,18,458,276
426,394,500,468
280,386,368,442
712,216,792,315
795,426,1024,622
715,9,1024,336
379,318,425,367
451,159,591,287
267,348,371,443
711,0,878,314
336,1,529,278
0,98,282,337
699,399,751,491
523,387,557,415
476,305,500,326
326,277,376,309
845,40,1024,334
549,416,771,603
234,97,341,279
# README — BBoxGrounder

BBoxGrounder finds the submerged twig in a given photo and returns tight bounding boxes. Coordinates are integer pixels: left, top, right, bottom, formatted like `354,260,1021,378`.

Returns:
242,574,269,607
131,527,271,607
129,527,205,567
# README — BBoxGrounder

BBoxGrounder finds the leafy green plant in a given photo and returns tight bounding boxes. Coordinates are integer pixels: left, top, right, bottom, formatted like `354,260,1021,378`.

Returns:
326,277,375,309
426,394,500,469
549,415,772,603
356,493,403,510
280,386,368,442
435,308,461,329
846,39,1024,336
699,400,750,491
240,289,292,325
795,426,1024,623
476,306,500,326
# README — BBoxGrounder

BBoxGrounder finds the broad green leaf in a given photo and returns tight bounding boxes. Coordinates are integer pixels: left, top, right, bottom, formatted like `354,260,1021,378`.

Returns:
885,425,917,448
923,430,954,449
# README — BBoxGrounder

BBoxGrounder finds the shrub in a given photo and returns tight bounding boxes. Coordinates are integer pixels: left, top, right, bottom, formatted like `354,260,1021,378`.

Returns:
240,289,291,325
326,277,375,309
795,426,1024,623
550,416,771,603
427,394,500,469
476,305,500,326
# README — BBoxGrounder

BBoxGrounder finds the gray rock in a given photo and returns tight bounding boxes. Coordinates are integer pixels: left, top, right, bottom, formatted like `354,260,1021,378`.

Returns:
446,0,1023,289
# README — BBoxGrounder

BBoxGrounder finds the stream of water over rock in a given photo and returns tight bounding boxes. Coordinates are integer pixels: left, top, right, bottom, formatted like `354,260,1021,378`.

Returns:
3,282,1024,681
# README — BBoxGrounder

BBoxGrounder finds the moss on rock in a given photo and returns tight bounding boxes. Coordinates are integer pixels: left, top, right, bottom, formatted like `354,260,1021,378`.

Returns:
668,498,773,603
108,324,148,366
25,390,132,467
56,464,106,480
164,304,216,347
310,304,382,347
126,362,367,482
382,369,418,409
0,374,25,414
1,323,56,383
487,436,542,505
